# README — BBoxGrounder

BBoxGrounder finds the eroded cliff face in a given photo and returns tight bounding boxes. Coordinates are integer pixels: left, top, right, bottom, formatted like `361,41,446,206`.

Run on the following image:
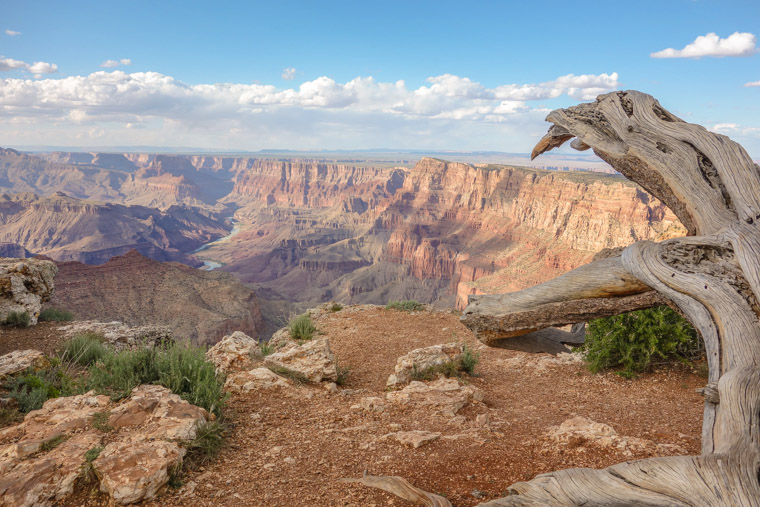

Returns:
199,157,684,309
0,192,229,266
50,250,264,344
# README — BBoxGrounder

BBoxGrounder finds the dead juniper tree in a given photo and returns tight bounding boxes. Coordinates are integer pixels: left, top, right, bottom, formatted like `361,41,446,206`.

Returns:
349,91,760,506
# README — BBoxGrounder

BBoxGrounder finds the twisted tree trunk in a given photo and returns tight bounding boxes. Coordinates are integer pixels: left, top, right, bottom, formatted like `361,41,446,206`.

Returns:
464,91,760,505
350,91,760,505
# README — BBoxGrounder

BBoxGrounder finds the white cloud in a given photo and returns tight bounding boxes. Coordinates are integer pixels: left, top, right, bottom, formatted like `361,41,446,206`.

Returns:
0,57,27,71
282,67,296,80
745,80,760,87
5,29,20,37
0,57,58,77
0,70,621,150
27,61,58,76
101,58,132,68
651,32,757,59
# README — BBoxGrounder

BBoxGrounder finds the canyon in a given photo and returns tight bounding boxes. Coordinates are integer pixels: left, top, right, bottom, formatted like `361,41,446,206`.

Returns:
0,148,684,330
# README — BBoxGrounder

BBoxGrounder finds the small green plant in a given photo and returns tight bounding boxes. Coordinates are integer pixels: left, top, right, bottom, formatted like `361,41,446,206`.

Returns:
336,365,351,386
38,307,74,322
185,420,225,464
59,333,108,367
266,364,310,384
411,361,460,381
289,313,316,341
329,302,343,312
459,344,480,375
91,410,112,432
385,300,425,312
0,408,23,429
2,311,30,328
581,306,702,378
258,340,274,357
40,434,68,452
81,446,103,482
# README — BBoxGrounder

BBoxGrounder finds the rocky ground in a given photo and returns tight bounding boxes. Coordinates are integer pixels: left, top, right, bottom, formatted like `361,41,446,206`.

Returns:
40,305,703,506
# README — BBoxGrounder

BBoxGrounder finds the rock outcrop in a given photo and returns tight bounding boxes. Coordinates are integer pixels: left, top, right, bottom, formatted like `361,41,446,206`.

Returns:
225,367,291,392
206,331,258,372
49,251,264,345
0,258,57,325
0,350,49,381
57,321,173,349
386,342,464,387
264,337,337,383
386,377,483,418
0,385,209,506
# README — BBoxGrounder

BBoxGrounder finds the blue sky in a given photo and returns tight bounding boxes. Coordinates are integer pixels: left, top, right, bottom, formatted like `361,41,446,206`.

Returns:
1,0,759,156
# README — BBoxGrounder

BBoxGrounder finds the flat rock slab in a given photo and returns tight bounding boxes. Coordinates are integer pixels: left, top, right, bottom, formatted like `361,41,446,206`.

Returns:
225,367,291,392
264,337,337,383
0,350,49,381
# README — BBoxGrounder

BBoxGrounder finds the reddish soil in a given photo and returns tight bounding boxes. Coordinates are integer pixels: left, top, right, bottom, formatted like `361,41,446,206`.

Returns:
0,322,68,357
50,306,703,506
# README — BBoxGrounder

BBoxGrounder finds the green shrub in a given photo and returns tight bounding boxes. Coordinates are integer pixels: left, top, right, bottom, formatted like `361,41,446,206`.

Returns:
87,343,227,416
410,344,480,381
39,307,74,322
4,364,78,413
91,410,112,433
258,341,274,357
59,333,107,367
336,365,351,386
386,300,425,312
459,344,480,375
289,313,316,341
185,420,225,464
329,303,343,312
2,311,30,328
581,306,702,378
0,408,23,429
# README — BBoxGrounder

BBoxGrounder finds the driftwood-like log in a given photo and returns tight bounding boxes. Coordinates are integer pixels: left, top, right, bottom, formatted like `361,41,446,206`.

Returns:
349,91,760,505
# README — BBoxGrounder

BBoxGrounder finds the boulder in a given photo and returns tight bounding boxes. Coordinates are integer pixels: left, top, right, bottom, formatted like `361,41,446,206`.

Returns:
546,416,684,457
264,337,337,383
206,331,258,373
386,430,441,449
0,385,209,506
57,321,173,350
225,367,291,392
386,377,483,418
386,343,464,387
0,258,57,325
0,350,50,381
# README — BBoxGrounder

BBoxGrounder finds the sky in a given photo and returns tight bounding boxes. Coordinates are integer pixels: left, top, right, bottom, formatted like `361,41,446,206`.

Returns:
1,0,759,156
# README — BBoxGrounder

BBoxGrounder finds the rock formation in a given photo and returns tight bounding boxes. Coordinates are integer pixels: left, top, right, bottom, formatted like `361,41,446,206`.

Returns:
0,350,49,381
386,342,464,387
263,337,338,383
0,385,209,506
0,192,229,266
57,321,173,350
49,251,263,345
0,258,57,325
205,331,259,372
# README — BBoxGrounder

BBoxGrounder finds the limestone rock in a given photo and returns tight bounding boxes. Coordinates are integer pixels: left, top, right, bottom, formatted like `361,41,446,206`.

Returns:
225,367,291,392
267,327,293,351
387,343,464,387
206,331,258,373
0,350,50,381
0,385,209,506
94,439,184,504
386,377,483,417
264,337,337,383
546,416,683,456
0,258,57,325
387,430,441,449
57,321,173,350
351,396,386,413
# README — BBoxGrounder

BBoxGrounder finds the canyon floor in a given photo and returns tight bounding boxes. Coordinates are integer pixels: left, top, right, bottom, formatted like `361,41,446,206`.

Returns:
11,305,704,506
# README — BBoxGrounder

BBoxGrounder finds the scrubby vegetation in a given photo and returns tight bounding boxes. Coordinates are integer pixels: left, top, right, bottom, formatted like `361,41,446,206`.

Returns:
329,302,343,312
185,420,226,464
411,344,480,381
59,333,108,367
4,360,80,413
289,313,316,341
336,365,351,386
258,340,274,357
386,300,425,312
88,343,227,416
2,311,30,328
581,306,703,378
38,307,74,322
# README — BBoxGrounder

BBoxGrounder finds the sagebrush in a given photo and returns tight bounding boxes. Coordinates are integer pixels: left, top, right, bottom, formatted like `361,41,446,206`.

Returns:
386,300,425,312
289,313,316,341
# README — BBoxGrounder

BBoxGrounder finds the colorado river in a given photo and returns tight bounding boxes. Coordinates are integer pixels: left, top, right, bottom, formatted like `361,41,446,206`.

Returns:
193,217,241,270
